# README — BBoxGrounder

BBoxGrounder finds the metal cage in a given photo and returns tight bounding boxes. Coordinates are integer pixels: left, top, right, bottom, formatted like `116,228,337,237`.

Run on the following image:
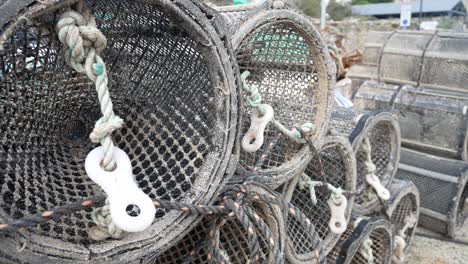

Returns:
327,217,393,264
283,136,357,264
216,3,335,188
348,30,468,93
353,81,468,161
142,182,286,264
396,148,468,238
330,108,401,215
0,0,240,262
372,179,420,264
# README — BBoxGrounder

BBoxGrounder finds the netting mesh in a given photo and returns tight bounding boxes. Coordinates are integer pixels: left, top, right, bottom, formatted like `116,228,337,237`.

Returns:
237,21,326,171
362,31,391,66
396,149,468,236
0,0,236,249
380,31,434,85
420,32,468,90
285,137,355,261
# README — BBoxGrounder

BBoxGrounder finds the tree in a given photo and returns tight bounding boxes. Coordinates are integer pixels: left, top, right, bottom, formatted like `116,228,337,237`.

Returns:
352,0,393,5
298,0,321,17
327,1,352,21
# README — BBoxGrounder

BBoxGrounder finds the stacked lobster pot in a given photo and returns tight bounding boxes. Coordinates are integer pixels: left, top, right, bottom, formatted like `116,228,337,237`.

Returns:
0,0,241,262
349,30,468,237
369,179,420,263
329,107,401,215
282,136,356,263
0,1,418,264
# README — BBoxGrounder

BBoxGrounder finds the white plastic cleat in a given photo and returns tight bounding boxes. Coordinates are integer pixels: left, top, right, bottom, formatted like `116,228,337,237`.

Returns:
366,173,390,200
85,146,156,232
328,195,348,234
241,104,274,152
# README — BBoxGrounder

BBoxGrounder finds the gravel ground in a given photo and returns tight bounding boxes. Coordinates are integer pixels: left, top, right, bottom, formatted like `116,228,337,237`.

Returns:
408,222,468,264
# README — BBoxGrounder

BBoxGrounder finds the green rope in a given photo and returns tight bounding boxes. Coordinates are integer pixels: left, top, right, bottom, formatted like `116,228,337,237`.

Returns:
241,71,314,142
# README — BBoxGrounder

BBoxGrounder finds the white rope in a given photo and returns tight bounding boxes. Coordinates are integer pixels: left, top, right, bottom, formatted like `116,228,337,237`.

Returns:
57,8,123,171
359,236,375,264
57,5,124,240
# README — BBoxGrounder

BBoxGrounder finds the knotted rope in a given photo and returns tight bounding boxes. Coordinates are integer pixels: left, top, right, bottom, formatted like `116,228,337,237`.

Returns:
359,236,375,264
362,137,377,200
56,5,124,239
57,7,123,172
241,71,314,143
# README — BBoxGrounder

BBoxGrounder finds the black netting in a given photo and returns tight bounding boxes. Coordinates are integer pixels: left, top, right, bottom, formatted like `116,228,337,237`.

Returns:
0,0,236,249
285,137,355,260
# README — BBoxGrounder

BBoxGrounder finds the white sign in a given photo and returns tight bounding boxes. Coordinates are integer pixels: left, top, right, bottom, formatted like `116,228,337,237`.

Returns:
400,4,412,27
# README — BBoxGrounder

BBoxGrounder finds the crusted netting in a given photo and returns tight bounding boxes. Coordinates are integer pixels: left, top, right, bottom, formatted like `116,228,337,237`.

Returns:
396,148,468,237
143,191,284,264
284,137,356,263
330,109,399,212
218,7,333,186
326,219,392,264
0,0,238,257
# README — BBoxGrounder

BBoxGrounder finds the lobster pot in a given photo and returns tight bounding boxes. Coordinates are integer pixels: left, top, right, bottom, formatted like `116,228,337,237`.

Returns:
283,136,357,263
143,182,286,264
419,32,468,91
349,30,468,92
396,148,468,238
361,31,392,66
374,180,420,264
327,217,393,264
352,80,399,111
393,86,468,160
353,82,468,161
0,0,239,262
330,108,401,215
216,3,335,187
379,31,434,86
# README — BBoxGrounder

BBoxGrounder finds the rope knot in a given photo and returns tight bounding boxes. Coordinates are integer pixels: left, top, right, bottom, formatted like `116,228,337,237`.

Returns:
57,10,107,74
90,115,124,143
